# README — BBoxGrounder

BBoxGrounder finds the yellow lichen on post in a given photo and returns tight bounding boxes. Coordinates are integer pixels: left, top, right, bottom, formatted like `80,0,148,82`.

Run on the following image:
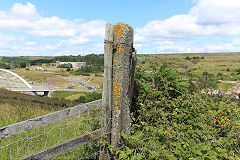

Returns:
113,58,118,64
117,46,124,53
114,22,126,37
111,22,134,150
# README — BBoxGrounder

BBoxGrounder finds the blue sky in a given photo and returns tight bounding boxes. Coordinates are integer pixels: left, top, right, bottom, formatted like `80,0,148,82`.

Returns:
0,0,240,56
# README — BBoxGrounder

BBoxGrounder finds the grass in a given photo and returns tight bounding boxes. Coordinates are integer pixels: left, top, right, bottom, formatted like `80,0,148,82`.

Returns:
52,91,102,102
0,90,101,159
13,69,57,84
10,68,103,90
0,109,101,159
217,82,236,91
28,56,54,60
51,91,82,101
0,90,73,127
65,93,85,101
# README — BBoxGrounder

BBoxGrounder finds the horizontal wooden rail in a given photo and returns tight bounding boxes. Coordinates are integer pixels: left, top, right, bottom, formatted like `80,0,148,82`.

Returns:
21,129,101,160
0,100,102,140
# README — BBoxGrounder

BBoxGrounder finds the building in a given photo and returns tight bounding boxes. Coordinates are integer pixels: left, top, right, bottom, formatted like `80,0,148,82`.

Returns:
42,63,47,67
56,61,86,68
49,63,56,66
37,67,44,70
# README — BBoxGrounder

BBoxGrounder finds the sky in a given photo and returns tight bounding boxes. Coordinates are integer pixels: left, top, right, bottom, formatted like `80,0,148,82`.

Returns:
0,0,240,56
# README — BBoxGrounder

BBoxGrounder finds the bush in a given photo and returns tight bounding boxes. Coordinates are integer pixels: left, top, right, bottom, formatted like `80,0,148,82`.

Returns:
217,72,223,77
78,95,87,103
0,62,10,69
114,64,240,159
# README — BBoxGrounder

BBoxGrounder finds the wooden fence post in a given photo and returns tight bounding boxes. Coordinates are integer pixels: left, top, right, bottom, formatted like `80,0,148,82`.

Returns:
100,23,114,160
111,22,134,148
100,22,136,159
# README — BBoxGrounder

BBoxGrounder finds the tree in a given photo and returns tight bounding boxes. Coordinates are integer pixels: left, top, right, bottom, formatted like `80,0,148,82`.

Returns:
19,62,27,68
0,62,10,69
57,63,72,68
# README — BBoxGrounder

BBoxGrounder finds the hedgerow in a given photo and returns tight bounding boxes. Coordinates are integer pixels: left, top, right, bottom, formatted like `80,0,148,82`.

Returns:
115,64,240,160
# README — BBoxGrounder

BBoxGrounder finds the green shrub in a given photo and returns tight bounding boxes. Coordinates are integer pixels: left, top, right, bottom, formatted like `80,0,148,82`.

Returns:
78,95,87,103
114,64,240,159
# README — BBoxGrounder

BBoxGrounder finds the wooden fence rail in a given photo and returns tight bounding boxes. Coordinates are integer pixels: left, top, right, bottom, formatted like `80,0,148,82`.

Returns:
0,99,102,140
21,129,101,160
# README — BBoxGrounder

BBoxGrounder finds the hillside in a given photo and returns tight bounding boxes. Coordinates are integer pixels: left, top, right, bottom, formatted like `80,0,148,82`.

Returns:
0,89,72,127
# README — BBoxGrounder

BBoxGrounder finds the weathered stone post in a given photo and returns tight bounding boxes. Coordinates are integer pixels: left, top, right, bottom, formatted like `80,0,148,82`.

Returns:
100,22,135,159
111,22,134,148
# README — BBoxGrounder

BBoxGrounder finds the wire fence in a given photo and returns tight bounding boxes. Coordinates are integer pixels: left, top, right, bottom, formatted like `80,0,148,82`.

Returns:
0,100,107,160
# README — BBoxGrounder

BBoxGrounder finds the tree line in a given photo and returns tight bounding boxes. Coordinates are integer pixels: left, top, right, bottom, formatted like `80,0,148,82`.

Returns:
0,54,104,72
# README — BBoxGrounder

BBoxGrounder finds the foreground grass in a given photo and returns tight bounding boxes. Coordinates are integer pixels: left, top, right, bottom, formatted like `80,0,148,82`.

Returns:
0,91,101,159
0,109,101,159
0,90,72,127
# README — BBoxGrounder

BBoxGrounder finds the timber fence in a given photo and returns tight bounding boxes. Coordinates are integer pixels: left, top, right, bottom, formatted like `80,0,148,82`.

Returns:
0,22,136,160
0,100,103,159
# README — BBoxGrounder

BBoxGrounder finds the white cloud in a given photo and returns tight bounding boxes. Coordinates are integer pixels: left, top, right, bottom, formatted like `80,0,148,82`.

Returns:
2,1,240,55
190,0,240,25
138,38,240,54
9,3,39,20
0,2,106,38
0,32,105,56
0,2,107,56
63,36,91,45
135,0,240,53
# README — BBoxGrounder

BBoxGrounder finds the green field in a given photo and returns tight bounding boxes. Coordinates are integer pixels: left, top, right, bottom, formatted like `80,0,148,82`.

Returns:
138,53,240,74
137,53,240,89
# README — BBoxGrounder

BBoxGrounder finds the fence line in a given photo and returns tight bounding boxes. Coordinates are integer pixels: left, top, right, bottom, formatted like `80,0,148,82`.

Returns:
0,100,101,140
0,99,103,159
20,129,101,160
